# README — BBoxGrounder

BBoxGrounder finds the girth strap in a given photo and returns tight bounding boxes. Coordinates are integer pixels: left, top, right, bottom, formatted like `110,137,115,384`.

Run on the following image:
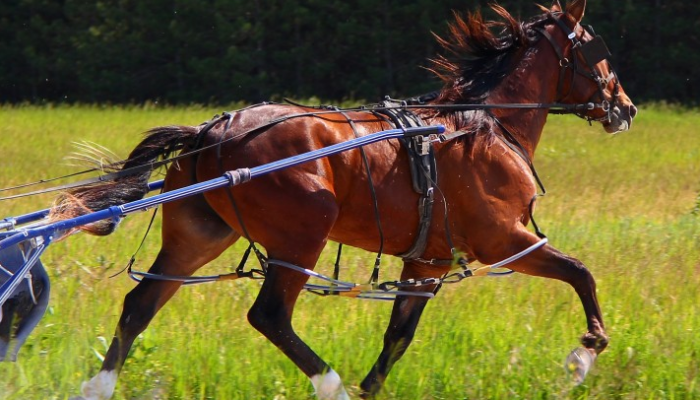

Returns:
373,99,436,260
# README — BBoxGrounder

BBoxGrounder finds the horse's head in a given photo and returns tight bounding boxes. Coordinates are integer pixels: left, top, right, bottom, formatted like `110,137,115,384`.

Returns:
428,0,636,135
541,0,637,133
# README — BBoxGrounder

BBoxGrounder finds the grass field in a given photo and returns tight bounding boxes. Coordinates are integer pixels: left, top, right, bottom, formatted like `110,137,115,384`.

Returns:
0,104,699,399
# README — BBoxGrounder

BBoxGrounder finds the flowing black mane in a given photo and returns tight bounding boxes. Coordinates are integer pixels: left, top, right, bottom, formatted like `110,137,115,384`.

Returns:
430,5,550,105
419,5,551,132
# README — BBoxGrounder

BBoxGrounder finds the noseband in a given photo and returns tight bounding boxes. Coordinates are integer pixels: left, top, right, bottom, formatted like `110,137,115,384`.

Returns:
535,13,620,123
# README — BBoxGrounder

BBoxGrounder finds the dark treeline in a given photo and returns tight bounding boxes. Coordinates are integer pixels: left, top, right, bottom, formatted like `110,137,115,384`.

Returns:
0,0,697,105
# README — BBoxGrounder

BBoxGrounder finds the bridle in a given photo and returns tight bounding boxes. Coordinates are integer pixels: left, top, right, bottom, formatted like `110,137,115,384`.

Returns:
535,12,620,124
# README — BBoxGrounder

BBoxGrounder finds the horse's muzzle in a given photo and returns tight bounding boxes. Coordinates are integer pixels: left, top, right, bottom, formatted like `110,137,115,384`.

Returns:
604,103,637,134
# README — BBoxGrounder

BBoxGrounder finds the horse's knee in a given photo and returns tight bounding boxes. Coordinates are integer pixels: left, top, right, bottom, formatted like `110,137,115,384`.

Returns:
561,256,597,293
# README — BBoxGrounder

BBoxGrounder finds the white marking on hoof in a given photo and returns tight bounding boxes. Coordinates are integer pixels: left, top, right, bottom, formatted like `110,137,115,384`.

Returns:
79,370,118,400
310,369,350,400
565,347,597,385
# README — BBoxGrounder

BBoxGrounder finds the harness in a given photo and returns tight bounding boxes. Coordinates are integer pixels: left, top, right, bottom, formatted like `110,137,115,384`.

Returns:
372,98,438,261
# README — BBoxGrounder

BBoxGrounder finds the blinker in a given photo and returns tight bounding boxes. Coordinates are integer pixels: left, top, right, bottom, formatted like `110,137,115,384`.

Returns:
580,36,611,66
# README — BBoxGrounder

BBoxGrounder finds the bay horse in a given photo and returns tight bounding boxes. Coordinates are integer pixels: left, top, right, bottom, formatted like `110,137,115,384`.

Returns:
54,1,636,399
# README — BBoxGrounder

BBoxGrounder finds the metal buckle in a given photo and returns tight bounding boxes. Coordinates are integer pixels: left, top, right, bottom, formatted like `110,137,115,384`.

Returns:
415,136,431,156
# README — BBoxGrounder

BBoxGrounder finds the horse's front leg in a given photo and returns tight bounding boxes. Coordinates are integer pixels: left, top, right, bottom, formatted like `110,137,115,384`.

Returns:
360,262,449,399
497,231,609,384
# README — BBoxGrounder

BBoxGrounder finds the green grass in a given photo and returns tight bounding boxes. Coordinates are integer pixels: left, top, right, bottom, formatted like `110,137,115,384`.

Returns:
1,104,699,399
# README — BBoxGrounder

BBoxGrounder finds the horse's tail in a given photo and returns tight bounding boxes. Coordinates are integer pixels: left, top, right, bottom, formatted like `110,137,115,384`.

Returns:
49,125,201,236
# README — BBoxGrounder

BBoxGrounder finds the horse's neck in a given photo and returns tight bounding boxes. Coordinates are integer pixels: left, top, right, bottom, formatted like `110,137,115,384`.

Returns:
485,51,560,158
488,107,548,159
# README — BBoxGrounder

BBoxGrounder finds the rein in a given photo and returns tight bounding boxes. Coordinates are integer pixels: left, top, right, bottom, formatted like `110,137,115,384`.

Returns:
0,100,609,202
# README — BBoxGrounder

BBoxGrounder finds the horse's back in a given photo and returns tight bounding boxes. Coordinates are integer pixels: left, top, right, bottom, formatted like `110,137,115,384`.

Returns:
188,104,421,255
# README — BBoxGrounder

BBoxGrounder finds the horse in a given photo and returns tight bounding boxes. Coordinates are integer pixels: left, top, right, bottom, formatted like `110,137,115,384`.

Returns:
52,1,636,398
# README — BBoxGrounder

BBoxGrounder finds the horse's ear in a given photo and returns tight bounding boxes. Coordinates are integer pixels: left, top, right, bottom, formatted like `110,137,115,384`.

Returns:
565,0,586,23
551,0,563,12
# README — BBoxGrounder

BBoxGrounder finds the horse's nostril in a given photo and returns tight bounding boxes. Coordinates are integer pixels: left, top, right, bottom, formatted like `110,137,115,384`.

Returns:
629,104,638,119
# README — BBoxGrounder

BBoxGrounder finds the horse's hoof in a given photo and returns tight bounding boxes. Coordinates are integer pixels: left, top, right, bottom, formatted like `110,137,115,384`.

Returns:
310,369,350,400
565,347,596,384
78,370,118,400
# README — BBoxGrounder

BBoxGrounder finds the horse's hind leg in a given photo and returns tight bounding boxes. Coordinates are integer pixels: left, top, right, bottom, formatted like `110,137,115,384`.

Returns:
76,193,239,400
236,188,349,400
247,245,352,400
360,262,450,399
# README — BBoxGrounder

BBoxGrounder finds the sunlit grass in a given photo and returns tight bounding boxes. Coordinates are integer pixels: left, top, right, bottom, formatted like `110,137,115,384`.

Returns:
0,104,699,399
